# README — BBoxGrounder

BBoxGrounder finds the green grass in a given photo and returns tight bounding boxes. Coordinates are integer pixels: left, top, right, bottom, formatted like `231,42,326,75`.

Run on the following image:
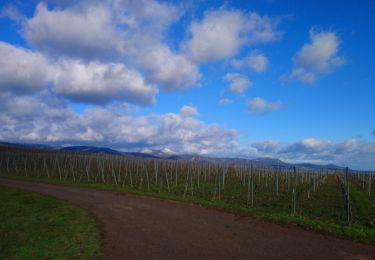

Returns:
299,176,347,225
0,186,104,259
350,184,375,228
1,174,375,244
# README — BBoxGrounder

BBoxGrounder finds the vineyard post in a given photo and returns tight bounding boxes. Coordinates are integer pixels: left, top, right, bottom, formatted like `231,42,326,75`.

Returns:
145,163,150,191
251,164,254,207
291,167,297,216
24,157,27,176
175,162,178,187
6,157,10,173
345,167,352,225
117,159,122,184
217,165,221,200
276,167,279,196
369,172,372,197
154,161,158,186
165,164,170,193
129,161,133,187
247,165,251,206
197,164,200,189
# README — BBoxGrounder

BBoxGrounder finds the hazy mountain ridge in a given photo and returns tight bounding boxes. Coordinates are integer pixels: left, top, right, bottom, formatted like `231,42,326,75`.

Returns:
0,141,345,170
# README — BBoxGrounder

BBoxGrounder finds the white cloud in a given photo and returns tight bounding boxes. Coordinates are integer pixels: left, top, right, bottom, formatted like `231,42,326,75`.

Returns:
251,138,375,170
252,140,279,153
0,41,50,94
230,58,245,69
282,138,334,154
0,4,26,24
231,50,268,72
0,41,158,106
185,8,280,63
286,68,317,84
218,98,233,105
247,97,281,113
25,3,125,59
248,50,268,72
53,59,158,105
110,0,182,34
1,91,374,169
180,105,198,117
301,138,333,150
20,1,199,92
224,73,252,94
294,30,345,72
129,37,201,91
284,30,345,84
0,95,239,155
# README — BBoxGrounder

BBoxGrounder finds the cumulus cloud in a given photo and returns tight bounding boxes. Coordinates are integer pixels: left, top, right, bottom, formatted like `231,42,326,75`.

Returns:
218,98,233,105
224,73,252,94
251,138,375,169
1,0,198,105
25,3,126,60
1,90,374,169
281,138,334,154
180,105,198,117
230,59,244,69
185,8,280,63
0,41,50,94
247,97,281,113
285,68,317,84
0,4,27,24
284,29,345,84
0,41,158,106
110,0,182,34
129,37,200,91
294,30,345,72
17,0,199,92
53,59,158,105
0,95,238,155
248,50,268,72
252,140,279,153
231,50,268,72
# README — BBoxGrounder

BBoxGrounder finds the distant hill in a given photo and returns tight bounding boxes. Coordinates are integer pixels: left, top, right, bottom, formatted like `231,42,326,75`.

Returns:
294,163,345,170
0,141,52,150
122,152,160,159
60,146,123,155
253,157,290,168
0,141,345,171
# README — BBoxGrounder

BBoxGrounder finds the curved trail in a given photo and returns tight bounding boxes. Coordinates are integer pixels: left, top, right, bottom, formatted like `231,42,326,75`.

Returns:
1,178,374,259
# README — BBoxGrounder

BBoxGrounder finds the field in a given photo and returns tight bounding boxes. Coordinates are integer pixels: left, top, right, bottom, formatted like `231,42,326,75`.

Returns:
1,146,375,242
0,185,103,259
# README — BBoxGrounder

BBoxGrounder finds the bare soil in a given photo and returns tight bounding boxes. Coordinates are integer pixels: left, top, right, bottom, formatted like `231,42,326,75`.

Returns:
1,178,374,260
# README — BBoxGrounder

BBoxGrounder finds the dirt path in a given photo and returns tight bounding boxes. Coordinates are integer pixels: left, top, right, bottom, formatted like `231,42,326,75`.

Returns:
1,178,374,260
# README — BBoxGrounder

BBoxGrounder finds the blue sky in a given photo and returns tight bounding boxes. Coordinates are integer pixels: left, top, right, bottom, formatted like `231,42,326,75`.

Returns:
0,0,374,170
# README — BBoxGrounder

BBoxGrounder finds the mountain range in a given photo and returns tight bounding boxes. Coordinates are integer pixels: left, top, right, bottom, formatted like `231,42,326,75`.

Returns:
0,141,345,170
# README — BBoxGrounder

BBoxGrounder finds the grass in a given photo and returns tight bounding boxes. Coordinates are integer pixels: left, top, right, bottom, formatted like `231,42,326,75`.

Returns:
299,175,347,225
350,184,375,228
1,173,375,244
0,186,104,259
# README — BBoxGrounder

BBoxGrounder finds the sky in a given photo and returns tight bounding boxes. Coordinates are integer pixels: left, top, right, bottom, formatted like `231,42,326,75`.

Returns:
0,0,374,170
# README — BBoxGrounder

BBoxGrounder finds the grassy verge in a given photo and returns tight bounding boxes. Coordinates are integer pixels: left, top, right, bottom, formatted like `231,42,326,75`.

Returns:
1,174,375,244
0,185,104,259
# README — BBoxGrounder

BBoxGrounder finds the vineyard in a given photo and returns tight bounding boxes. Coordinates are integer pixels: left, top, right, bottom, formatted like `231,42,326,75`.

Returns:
1,146,375,241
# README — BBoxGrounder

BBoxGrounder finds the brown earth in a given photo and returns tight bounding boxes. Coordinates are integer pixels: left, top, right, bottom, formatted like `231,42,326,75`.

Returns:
1,178,374,260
